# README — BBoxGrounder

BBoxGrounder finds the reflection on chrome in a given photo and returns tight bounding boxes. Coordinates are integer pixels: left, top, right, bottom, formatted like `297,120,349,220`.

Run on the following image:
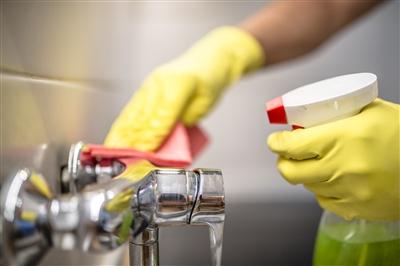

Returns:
1,142,225,266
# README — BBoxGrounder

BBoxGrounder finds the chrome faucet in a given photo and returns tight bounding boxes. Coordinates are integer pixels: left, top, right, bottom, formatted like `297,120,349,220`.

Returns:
1,142,225,266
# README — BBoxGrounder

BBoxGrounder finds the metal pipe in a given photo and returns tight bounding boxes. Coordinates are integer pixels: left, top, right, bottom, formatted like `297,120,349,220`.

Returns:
129,226,159,266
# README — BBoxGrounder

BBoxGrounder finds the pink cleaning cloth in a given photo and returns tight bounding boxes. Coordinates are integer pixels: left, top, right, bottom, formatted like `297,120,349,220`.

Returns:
81,123,208,168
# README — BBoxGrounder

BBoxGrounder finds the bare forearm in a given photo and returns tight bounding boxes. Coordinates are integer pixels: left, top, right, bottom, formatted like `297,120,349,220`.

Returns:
240,0,382,66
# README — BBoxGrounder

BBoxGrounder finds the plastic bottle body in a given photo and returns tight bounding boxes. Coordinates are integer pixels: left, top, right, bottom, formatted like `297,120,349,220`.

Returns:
313,211,400,266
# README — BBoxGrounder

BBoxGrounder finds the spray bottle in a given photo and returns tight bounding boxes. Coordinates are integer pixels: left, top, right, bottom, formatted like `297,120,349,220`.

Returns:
266,73,400,266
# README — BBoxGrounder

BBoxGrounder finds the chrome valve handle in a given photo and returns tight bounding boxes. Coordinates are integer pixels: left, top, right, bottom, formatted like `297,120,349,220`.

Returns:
1,168,136,266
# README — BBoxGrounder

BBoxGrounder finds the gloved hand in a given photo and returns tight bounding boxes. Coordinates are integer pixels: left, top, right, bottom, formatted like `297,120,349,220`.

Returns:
267,99,400,221
105,27,264,151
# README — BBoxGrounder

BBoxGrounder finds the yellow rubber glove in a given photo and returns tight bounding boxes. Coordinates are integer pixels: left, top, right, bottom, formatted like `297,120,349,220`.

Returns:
105,27,264,151
268,99,400,221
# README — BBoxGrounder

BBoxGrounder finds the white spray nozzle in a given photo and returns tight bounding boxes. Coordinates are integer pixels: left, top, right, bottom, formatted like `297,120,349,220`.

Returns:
266,73,378,127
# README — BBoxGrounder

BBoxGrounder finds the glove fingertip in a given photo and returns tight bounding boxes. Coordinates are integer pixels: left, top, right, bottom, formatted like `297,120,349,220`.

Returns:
267,132,288,153
276,158,298,185
266,133,278,151
316,196,357,221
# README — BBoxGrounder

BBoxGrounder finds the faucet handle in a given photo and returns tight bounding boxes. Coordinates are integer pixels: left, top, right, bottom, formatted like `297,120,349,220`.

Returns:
191,169,225,225
1,168,139,266
64,142,125,192
1,169,53,266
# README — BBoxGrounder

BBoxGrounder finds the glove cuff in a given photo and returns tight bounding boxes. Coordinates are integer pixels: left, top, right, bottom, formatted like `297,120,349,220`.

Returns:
205,26,265,74
177,26,265,90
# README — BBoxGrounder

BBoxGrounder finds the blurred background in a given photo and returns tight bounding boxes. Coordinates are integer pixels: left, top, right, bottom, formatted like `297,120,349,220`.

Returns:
1,1,399,265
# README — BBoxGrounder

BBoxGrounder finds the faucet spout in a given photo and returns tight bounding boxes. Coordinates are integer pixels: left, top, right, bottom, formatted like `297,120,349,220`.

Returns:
131,168,225,266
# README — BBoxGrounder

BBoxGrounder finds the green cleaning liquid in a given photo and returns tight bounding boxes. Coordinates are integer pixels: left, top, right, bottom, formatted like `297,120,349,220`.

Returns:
313,212,400,266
